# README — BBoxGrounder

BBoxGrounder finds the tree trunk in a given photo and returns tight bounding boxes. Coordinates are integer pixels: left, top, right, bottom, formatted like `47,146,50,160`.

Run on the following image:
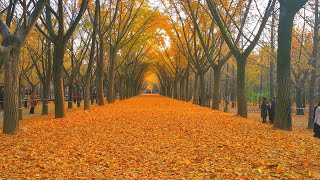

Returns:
126,81,129,98
199,73,206,107
104,80,108,101
167,85,172,98
107,48,116,103
97,34,104,106
185,63,190,102
173,81,178,99
52,43,66,118
274,5,295,130
161,85,166,96
131,84,136,97
42,80,50,115
165,85,169,97
68,84,73,109
260,66,263,94
231,65,236,108
213,66,221,110
224,63,230,112
296,86,304,115
3,50,20,134
83,66,93,110
19,77,23,120
308,0,319,129
180,79,185,101
302,91,306,108
127,81,131,98
237,59,248,117
77,86,81,107
84,0,98,110
193,74,199,104
270,12,276,99
42,41,52,115
124,81,128,98
119,79,123,100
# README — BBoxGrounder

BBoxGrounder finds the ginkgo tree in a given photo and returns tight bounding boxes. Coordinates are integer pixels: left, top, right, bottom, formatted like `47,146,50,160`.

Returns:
0,0,46,134
36,0,88,118
205,0,276,118
274,0,309,130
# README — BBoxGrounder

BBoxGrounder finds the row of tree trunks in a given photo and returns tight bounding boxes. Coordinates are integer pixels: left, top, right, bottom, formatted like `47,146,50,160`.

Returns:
162,68,225,110
206,0,275,118
39,0,88,119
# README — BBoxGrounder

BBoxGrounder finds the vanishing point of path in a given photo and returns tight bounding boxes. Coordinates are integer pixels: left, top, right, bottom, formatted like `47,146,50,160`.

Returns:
1,95,319,179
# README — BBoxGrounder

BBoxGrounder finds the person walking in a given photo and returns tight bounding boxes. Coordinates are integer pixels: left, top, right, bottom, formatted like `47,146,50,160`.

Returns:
29,91,37,114
261,97,268,123
269,97,276,124
313,101,320,138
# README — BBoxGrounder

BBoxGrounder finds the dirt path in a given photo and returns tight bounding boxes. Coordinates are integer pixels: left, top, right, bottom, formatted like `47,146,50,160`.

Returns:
1,95,319,178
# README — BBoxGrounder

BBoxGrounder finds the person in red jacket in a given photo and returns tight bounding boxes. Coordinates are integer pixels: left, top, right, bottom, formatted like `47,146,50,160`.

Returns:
73,93,77,103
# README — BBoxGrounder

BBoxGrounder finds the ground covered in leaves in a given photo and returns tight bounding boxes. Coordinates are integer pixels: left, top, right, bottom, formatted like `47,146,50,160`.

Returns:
1,95,319,179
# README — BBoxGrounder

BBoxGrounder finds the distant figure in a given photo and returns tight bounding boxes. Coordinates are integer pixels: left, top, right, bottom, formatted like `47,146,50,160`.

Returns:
313,101,320,138
0,89,4,110
261,97,267,123
73,93,77,103
77,95,82,107
91,95,94,105
268,97,276,124
29,91,37,114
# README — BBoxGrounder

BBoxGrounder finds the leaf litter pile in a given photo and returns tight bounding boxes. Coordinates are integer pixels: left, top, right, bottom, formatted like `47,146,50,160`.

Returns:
1,95,319,179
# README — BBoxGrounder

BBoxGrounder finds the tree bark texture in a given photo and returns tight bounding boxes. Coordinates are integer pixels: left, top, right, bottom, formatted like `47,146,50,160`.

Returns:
237,59,248,118
274,5,294,130
213,66,221,110
3,50,20,134
52,44,66,118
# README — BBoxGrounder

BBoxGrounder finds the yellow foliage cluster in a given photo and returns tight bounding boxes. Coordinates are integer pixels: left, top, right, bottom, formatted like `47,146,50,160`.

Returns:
1,95,319,178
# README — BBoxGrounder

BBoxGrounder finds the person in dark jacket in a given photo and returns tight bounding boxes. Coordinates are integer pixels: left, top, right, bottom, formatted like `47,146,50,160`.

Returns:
313,101,320,138
261,97,268,123
268,97,276,124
